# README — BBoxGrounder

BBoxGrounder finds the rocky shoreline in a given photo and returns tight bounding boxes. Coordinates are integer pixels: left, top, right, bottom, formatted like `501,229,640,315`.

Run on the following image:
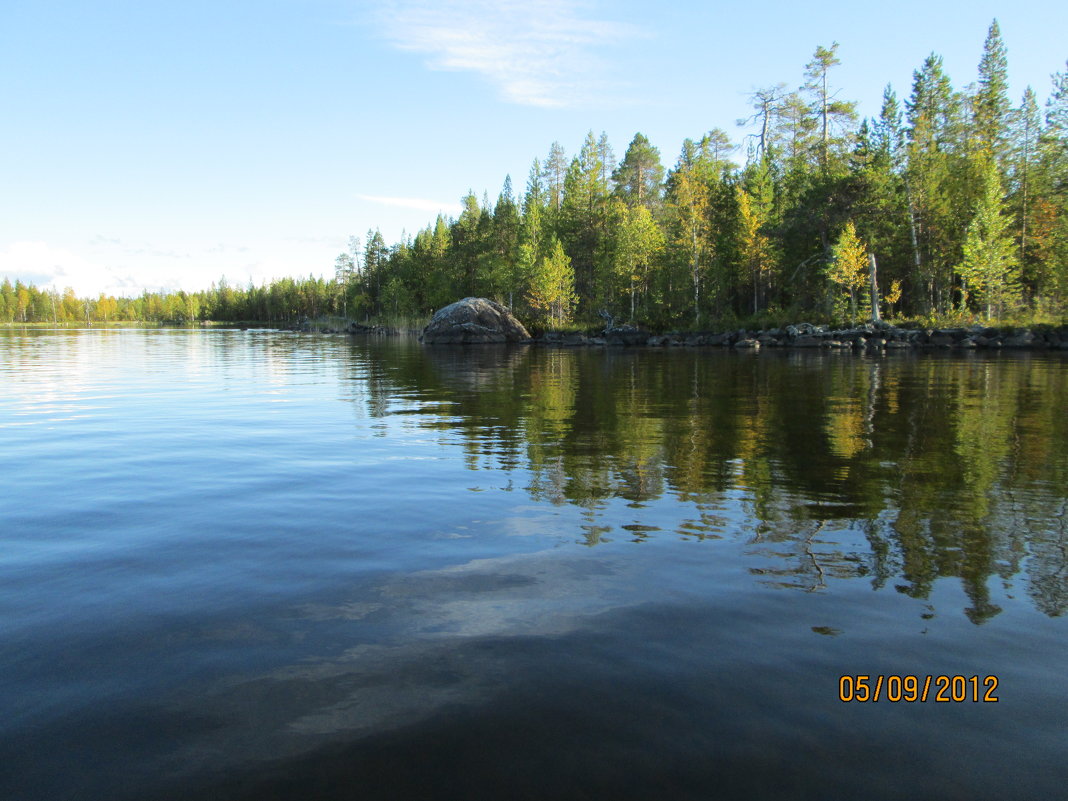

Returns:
285,305,1068,353
538,322,1068,351
312,319,1068,352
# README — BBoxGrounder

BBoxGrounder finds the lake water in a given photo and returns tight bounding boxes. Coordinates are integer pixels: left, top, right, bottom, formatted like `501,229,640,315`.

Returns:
1,328,1066,800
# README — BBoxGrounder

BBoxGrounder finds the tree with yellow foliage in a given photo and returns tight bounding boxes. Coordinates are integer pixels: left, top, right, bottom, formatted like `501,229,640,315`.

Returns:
616,203,665,321
527,236,577,330
737,183,776,314
827,221,871,322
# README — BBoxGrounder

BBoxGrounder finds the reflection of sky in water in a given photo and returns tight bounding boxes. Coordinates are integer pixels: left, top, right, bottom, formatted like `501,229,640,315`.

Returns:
1,330,1066,801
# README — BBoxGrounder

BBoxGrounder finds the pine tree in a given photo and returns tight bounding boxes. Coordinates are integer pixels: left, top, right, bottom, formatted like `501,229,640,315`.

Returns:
739,84,787,161
774,91,819,174
803,42,858,173
362,229,389,314
334,252,356,317
700,128,735,165
614,133,665,210
593,132,618,306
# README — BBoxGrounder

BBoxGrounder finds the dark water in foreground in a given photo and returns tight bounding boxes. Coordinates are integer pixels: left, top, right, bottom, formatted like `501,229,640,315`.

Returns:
1,328,1066,800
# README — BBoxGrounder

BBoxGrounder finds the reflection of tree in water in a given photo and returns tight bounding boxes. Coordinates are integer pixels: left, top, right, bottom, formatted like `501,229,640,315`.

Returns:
355,342,1068,619
1026,502,1068,617
861,516,900,591
749,520,874,593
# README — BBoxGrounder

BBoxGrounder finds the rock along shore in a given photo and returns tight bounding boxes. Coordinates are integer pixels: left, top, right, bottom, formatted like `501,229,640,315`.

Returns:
535,321,1068,352
285,297,1067,352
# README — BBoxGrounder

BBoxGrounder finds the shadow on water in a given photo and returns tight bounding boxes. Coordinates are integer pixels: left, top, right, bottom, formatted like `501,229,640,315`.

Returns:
159,592,1066,801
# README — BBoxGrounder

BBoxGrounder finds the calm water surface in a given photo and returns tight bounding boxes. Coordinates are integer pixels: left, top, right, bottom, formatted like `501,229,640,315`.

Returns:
1,328,1066,800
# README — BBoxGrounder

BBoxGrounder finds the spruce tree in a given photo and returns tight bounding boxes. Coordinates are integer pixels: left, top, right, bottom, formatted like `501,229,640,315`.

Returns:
543,142,568,213
522,159,546,250
450,193,484,296
974,19,1011,165
492,177,522,307
561,132,612,305
906,53,962,312
852,87,910,308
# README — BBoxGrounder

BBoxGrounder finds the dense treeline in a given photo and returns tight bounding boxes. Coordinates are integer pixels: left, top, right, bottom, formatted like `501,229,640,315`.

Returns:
0,274,343,325
3,22,1066,329
337,22,1066,329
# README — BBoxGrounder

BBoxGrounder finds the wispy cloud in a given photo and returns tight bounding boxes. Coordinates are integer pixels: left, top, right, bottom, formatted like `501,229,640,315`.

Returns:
373,0,639,108
358,194,464,214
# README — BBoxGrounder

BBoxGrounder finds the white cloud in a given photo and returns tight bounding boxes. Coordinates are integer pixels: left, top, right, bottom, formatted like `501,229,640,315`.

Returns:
0,237,347,298
0,241,109,297
358,194,464,215
0,239,209,297
373,0,639,107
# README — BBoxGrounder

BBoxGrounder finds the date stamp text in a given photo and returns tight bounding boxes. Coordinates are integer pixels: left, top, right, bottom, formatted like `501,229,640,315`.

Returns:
838,675,999,703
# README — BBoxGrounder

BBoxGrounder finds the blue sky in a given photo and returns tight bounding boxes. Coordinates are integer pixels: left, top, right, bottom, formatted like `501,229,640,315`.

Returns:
1,0,1065,297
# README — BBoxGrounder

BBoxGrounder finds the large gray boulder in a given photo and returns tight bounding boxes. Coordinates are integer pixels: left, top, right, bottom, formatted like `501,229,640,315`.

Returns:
420,297,532,345
603,324,650,346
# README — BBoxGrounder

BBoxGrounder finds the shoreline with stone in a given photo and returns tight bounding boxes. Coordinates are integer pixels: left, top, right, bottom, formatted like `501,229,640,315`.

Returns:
415,297,1068,351
311,318,1068,352
287,297,1068,352
536,321,1068,351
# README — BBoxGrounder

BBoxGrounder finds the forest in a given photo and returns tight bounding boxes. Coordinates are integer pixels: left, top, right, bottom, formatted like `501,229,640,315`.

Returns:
2,21,1066,330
